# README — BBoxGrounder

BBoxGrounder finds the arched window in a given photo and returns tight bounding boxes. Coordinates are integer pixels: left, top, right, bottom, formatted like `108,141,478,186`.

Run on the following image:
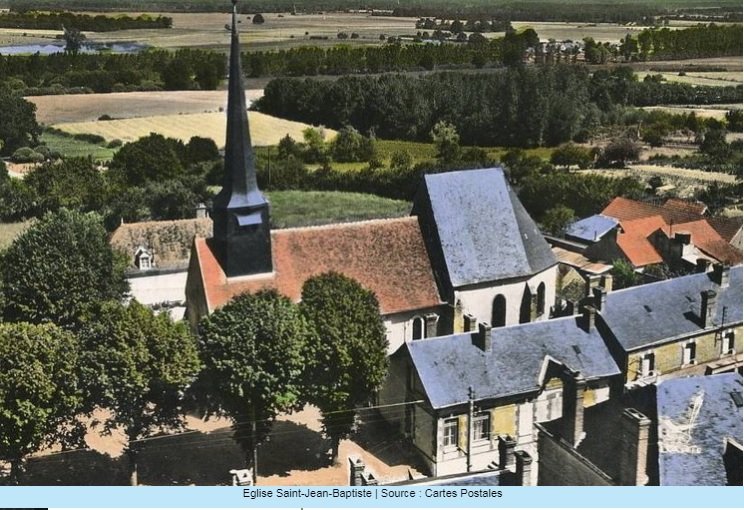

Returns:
491,295,506,327
412,316,425,340
519,286,532,324
537,282,546,316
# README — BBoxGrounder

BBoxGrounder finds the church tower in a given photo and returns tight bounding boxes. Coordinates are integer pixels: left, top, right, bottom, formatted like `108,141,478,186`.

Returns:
211,0,272,277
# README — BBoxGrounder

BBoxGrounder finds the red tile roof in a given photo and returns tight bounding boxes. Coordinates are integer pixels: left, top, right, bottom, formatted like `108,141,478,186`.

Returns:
664,198,708,216
602,197,701,225
707,215,743,243
616,216,666,267
192,217,442,315
671,220,742,265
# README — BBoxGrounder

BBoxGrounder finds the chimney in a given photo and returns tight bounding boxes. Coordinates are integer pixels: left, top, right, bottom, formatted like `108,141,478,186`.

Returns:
712,264,730,289
674,231,691,245
696,258,709,273
581,305,597,332
585,275,602,297
195,202,208,219
602,273,613,293
498,435,517,471
700,290,717,328
349,457,365,486
474,322,492,351
514,450,533,486
618,408,650,486
424,313,439,338
562,369,586,447
463,313,477,332
592,287,606,312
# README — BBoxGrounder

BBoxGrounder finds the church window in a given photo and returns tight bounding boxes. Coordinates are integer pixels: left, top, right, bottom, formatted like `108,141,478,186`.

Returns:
491,295,506,327
537,282,546,316
412,316,425,340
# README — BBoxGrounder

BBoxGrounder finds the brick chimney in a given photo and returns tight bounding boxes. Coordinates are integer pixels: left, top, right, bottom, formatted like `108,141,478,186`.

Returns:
581,305,597,332
562,369,587,447
498,435,517,471
701,290,717,328
618,408,651,486
474,322,492,351
592,287,606,312
712,264,730,289
514,450,533,486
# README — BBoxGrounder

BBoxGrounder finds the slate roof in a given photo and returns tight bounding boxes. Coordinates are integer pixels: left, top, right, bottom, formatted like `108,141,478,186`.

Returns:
565,214,619,243
657,373,743,486
421,168,556,287
404,316,621,409
391,469,515,486
600,266,743,351
192,217,442,315
111,218,213,270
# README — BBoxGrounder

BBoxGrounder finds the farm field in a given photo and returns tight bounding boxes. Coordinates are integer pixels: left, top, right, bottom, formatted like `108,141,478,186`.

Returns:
0,27,59,46
511,21,696,43
641,104,741,120
51,110,335,147
635,71,743,87
267,190,410,229
28,90,264,124
583,164,738,198
40,131,117,161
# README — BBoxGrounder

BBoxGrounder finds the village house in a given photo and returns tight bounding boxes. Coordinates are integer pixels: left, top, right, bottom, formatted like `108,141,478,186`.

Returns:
183,4,559,352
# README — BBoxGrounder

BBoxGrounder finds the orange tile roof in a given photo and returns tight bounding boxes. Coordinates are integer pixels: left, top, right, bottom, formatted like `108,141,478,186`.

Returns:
193,217,442,315
707,215,743,243
664,198,708,216
616,216,667,267
602,197,701,225
671,220,742,265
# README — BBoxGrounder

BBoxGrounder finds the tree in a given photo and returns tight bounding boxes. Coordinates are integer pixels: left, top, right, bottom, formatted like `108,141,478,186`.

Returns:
196,291,312,480
77,300,199,485
277,134,303,160
63,26,85,56
611,259,640,290
0,89,41,155
302,127,328,164
430,120,461,164
598,138,641,168
0,209,128,328
300,272,388,464
0,322,84,483
185,136,219,164
252,13,265,24
541,205,575,236
550,143,593,169
24,157,105,214
108,133,185,187
725,109,743,132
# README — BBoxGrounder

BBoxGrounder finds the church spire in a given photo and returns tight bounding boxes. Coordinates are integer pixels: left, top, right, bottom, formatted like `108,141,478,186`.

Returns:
210,0,273,278
214,0,264,210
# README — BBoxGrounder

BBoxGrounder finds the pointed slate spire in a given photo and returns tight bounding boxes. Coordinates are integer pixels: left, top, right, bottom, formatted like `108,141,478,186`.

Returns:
211,0,273,277
214,0,264,210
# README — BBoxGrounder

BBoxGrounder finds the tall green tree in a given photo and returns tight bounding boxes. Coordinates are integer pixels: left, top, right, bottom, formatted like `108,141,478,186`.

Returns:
0,88,41,155
108,133,185,187
300,272,388,464
0,209,128,328
24,157,105,214
0,322,84,484
196,290,312,481
77,300,199,485
430,120,461,164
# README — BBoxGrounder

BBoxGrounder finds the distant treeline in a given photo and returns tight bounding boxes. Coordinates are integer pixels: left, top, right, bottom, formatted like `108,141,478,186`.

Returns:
256,67,742,148
618,23,741,61
0,11,172,31
242,30,538,77
0,49,224,94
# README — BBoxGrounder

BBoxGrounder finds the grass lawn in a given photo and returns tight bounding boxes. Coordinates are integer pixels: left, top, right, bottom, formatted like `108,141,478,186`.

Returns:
266,190,410,229
0,220,33,250
40,132,117,162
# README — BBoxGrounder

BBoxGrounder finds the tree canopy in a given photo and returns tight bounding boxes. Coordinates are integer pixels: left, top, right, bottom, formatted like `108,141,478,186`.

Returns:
0,88,41,155
300,272,388,463
0,322,84,483
78,300,200,485
196,290,313,475
0,209,128,328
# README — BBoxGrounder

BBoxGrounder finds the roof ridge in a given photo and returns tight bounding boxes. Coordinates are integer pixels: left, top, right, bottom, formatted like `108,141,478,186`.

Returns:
273,215,416,233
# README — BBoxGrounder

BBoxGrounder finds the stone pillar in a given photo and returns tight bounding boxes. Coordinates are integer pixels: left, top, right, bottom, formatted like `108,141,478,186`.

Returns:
349,457,365,486
425,313,439,338
618,408,651,486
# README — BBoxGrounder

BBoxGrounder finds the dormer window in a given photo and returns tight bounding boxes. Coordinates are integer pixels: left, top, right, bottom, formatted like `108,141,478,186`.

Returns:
134,246,153,270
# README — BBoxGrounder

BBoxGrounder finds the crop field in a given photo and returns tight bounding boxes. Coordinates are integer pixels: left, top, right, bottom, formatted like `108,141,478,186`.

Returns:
0,27,59,46
52,110,336,147
641,104,741,120
511,21,695,44
635,71,743,87
39,131,117,161
28,90,264,124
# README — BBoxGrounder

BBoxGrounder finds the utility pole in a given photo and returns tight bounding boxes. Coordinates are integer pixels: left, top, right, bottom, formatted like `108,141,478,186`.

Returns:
467,386,475,472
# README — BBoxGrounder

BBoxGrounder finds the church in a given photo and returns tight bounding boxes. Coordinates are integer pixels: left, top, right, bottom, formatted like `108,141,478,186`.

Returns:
184,4,558,353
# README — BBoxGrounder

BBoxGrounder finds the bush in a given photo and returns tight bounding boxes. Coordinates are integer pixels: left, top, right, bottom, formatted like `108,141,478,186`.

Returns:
11,147,44,163
107,139,123,148
550,143,593,169
252,13,265,24
98,114,114,121
72,133,106,145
